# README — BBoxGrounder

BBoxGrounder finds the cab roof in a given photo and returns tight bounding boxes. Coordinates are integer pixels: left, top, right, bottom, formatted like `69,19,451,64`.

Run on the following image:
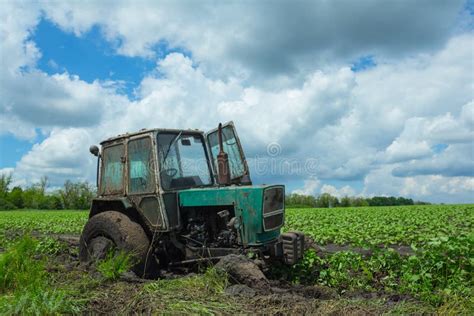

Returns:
100,127,205,145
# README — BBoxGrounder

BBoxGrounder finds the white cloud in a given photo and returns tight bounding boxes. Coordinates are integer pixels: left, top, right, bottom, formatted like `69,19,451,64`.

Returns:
13,128,96,184
363,165,474,203
1,71,128,129
392,143,474,177
384,139,432,163
39,0,466,81
0,3,130,140
0,1,41,74
292,178,320,196
461,101,474,126
320,184,356,198
0,168,15,176
7,38,474,193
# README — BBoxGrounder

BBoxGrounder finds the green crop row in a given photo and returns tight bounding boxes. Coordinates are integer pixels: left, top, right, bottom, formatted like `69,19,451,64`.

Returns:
0,210,88,249
0,210,88,235
285,205,474,247
283,205,474,306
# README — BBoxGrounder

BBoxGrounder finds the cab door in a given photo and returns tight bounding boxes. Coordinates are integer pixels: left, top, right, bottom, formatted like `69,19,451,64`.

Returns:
205,121,251,184
126,135,166,230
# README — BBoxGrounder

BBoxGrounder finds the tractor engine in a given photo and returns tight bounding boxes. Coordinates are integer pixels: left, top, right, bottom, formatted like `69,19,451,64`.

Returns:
181,207,238,248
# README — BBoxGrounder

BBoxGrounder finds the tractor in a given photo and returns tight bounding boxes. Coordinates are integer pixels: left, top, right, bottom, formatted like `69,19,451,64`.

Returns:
79,122,304,277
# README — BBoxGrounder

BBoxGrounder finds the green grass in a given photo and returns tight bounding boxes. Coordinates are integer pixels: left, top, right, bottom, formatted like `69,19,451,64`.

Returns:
0,235,44,292
97,250,134,281
126,267,235,314
0,235,81,315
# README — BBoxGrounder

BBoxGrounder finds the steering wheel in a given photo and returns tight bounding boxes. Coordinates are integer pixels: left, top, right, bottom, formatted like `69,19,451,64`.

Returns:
163,168,178,177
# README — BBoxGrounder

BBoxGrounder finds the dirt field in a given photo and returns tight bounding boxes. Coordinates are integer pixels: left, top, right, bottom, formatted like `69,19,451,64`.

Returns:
1,207,472,314
1,232,436,314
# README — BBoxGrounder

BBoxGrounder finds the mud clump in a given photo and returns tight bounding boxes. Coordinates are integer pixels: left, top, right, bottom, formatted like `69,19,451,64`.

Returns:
216,254,269,289
248,293,320,314
288,284,337,300
225,284,257,297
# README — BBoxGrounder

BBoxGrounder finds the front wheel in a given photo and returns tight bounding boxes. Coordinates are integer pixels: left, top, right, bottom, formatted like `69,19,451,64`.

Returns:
79,211,157,278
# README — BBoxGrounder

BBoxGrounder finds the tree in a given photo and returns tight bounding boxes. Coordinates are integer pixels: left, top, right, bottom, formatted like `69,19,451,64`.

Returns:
0,173,16,210
8,186,24,208
285,193,318,208
351,197,369,207
60,180,95,210
39,176,48,196
340,196,351,207
0,173,12,199
316,193,339,208
22,186,42,209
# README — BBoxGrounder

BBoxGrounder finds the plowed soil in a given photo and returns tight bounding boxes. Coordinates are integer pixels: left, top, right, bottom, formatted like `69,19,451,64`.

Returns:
37,233,432,315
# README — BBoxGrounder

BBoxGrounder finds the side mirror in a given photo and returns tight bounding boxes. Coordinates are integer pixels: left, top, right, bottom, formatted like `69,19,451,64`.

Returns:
89,145,100,157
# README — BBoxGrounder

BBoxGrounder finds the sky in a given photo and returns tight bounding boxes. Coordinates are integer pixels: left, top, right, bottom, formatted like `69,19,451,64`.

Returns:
0,0,473,203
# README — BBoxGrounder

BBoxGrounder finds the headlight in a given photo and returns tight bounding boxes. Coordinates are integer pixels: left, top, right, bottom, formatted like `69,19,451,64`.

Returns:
262,186,285,231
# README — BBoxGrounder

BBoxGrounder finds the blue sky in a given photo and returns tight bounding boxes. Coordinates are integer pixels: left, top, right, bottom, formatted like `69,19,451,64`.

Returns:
0,1,472,203
33,19,190,98
0,133,43,167
350,56,376,72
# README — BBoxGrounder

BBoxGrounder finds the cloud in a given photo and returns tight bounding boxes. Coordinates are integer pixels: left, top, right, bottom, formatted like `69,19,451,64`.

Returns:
13,128,96,184
0,1,41,74
0,168,15,177
0,3,130,140
320,184,356,198
7,37,474,192
384,139,432,163
310,34,474,181
363,165,474,203
392,143,474,177
0,71,128,128
40,0,466,80
0,1,472,203
292,178,320,196
381,108,474,164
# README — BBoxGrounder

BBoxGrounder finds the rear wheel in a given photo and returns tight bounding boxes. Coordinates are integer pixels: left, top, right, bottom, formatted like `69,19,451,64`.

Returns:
79,211,157,278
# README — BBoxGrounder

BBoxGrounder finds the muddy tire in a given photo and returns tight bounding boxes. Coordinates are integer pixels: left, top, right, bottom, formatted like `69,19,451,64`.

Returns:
79,211,157,278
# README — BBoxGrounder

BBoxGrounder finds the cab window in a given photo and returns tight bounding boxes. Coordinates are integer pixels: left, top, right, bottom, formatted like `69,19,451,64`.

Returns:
207,126,246,180
157,133,213,190
101,144,124,194
128,137,155,194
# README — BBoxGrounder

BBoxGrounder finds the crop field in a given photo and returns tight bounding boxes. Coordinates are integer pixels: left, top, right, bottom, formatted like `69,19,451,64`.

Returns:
0,205,473,314
285,205,474,305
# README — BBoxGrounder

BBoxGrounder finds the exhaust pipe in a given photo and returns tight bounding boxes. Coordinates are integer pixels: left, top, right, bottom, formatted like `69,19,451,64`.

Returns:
217,123,231,185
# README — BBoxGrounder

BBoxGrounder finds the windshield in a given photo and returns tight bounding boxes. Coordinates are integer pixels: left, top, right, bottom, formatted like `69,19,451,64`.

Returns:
157,132,213,190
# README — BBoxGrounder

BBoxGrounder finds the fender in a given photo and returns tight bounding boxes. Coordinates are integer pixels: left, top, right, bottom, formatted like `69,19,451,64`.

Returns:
89,197,153,236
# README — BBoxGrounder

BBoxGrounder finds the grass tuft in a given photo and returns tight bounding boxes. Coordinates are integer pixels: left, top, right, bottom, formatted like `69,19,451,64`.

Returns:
97,250,133,280
0,287,81,315
0,235,81,314
127,267,233,314
144,267,228,296
0,235,44,292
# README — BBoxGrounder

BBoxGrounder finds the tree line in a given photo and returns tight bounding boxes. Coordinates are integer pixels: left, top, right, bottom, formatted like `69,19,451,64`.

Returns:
0,174,95,210
0,173,430,210
285,193,430,208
